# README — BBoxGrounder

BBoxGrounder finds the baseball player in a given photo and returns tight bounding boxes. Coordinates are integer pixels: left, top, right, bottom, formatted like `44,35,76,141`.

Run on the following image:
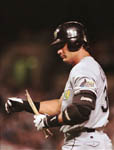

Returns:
5,21,112,150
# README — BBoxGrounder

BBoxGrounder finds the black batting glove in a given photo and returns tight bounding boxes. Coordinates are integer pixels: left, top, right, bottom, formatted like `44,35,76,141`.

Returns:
5,97,40,114
5,97,25,114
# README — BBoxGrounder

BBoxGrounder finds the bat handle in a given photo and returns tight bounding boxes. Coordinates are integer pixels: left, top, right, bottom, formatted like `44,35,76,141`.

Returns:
44,129,53,138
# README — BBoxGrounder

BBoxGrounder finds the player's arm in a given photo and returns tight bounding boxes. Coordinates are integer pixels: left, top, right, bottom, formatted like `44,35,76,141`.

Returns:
59,76,97,125
34,90,96,131
39,95,62,115
58,90,96,125
5,96,62,115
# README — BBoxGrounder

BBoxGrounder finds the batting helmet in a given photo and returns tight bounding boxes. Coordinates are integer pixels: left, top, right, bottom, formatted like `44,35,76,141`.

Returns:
51,21,88,51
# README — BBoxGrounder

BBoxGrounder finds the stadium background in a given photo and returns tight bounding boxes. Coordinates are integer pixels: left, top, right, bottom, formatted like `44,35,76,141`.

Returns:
0,0,114,149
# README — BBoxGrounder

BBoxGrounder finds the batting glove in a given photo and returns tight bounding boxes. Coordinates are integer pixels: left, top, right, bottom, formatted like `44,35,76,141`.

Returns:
5,97,40,114
5,97,24,114
34,114,62,131
34,114,47,131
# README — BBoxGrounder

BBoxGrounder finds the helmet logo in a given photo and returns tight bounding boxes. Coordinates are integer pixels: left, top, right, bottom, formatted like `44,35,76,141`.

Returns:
54,28,60,39
67,28,77,38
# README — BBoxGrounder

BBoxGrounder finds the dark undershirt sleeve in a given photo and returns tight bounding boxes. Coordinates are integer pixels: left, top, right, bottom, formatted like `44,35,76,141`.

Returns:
22,101,40,113
62,90,96,125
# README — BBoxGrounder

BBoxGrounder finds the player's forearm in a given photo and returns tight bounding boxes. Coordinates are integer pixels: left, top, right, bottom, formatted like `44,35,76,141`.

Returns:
39,99,61,115
58,112,63,123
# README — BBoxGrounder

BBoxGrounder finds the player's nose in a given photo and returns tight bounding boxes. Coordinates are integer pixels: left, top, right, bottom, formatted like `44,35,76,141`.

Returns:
57,49,63,55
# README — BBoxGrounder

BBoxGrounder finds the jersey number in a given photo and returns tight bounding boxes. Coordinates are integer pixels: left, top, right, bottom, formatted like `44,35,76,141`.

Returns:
101,86,109,112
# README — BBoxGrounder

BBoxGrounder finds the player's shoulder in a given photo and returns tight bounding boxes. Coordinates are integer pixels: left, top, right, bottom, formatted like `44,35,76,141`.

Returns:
70,56,100,78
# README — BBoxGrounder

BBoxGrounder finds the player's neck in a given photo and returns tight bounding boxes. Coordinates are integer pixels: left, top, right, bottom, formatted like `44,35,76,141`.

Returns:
73,47,90,65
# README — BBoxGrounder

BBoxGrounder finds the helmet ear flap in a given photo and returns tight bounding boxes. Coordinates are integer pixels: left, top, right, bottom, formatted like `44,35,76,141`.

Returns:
67,38,83,51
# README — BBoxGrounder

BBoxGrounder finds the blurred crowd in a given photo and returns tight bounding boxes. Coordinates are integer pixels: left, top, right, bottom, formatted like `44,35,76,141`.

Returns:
0,30,114,150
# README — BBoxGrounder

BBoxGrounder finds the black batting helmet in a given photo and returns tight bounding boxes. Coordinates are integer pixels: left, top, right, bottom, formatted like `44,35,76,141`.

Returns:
51,21,88,51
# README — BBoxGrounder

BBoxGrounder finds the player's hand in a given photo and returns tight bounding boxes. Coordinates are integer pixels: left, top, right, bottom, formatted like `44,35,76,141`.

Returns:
34,114,48,131
5,97,24,114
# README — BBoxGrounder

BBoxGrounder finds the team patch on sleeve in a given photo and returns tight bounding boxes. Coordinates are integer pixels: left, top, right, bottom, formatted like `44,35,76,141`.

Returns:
73,77,97,95
80,78,95,88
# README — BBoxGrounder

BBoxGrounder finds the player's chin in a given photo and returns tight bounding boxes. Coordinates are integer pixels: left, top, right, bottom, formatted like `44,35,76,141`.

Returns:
63,58,67,62
63,58,74,65
63,58,69,64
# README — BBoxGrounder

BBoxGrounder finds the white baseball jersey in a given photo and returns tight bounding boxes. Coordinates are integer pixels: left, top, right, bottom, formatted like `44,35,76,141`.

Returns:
61,56,109,133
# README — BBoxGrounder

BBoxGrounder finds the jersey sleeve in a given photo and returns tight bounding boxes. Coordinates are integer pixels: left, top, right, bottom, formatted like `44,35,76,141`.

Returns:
72,76,97,96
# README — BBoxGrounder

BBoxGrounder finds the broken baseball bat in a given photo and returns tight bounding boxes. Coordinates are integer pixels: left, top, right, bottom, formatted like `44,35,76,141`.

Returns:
25,90,53,138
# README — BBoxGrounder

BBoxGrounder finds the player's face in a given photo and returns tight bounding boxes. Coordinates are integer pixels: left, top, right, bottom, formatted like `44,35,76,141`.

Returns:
57,44,76,65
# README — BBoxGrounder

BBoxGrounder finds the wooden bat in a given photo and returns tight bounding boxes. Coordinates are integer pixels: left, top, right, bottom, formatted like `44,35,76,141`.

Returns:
25,90,53,138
